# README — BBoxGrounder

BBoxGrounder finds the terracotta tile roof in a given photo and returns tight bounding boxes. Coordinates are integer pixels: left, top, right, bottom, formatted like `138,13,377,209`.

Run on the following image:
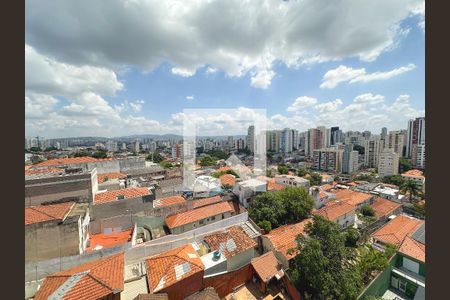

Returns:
25,202,74,225
372,215,424,246
251,251,284,282
263,219,312,260
145,244,204,293
165,201,234,229
313,201,355,221
370,197,402,219
97,172,127,183
25,168,65,175
136,294,169,300
346,181,359,187
203,226,257,258
35,156,114,167
34,252,125,300
185,287,220,300
332,189,372,206
219,174,237,186
267,181,285,191
86,230,132,252
399,236,425,263
154,195,186,208
192,195,222,209
321,183,335,191
401,169,425,179
25,165,32,170
94,187,151,205
217,166,232,173
319,191,328,198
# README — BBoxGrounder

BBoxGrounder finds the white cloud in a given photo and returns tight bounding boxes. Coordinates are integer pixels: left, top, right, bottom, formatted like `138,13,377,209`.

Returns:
353,93,385,105
315,99,343,113
320,63,416,88
186,95,195,101
205,67,218,74
287,96,318,112
26,0,424,88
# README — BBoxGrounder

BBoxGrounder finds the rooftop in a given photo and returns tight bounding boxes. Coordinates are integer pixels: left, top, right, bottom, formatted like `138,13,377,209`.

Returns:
263,219,312,260
332,189,372,206
97,172,127,183
94,187,151,205
192,195,222,209
35,156,114,167
34,252,124,300
153,195,186,208
313,200,356,221
165,201,234,229
185,287,221,300
86,229,132,252
401,169,425,179
25,168,65,176
372,215,424,246
267,180,285,191
203,226,257,259
219,174,237,187
238,178,267,188
25,202,75,225
251,251,284,283
145,244,204,293
399,235,425,263
370,197,402,219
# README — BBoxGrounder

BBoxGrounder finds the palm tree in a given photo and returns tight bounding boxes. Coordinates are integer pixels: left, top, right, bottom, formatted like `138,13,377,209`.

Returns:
401,180,420,202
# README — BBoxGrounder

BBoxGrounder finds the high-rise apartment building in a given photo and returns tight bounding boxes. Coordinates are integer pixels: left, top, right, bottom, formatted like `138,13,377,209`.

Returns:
381,127,388,140
342,144,359,174
247,125,255,153
133,140,140,153
281,128,293,153
330,127,339,146
313,148,343,173
385,131,405,156
106,140,118,152
412,144,426,169
266,130,281,152
292,129,299,150
406,117,425,158
378,149,399,177
305,128,323,157
364,138,382,168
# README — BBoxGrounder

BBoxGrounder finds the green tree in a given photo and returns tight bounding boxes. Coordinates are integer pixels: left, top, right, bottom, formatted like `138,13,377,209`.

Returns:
92,150,107,159
147,152,164,163
399,158,413,172
297,168,307,177
382,175,405,187
401,179,421,202
29,147,42,152
357,245,390,284
74,151,90,157
200,155,216,166
360,205,375,217
206,149,229,160
258,220,272,233
159,160,173,169
309,172,322,186
278,165,289,175
212,169,239,178
344,227,361,248
290,215,363,300
44,146,58,152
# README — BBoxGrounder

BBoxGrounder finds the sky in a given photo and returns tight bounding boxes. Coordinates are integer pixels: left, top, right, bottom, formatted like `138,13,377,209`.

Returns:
25,0,425,138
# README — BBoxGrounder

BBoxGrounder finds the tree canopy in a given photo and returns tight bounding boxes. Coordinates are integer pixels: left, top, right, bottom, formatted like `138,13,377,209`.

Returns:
212,169,239,178
297,168,308,177
147,152,164,163
199,155,217,166
382,174,405,187
309,172,322,186
249,187,314,230
399,158,413,172
278,165,289,175
401,179,421,202
92,150,108,159
360,205,375,217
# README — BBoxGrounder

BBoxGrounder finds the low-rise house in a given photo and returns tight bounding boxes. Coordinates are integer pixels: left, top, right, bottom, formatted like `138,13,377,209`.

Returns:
165,201,235,234
232,178,267,208
145,244,205,300
97,172,128,191
370,197,402,221
332,189,374,210
184,287,220,300
401,169,425,191
309,186,336,209
153,195,187,218
92,187,155,220
201,226,257,275
320,173,334,184
251,251,285,293
25,201,90,263
371,214,424,248
261,219,312,269
313,200,356,229
192,195,222,209
274,174,310,189
86,228,133,252
219,174,237,188
34,252,125,300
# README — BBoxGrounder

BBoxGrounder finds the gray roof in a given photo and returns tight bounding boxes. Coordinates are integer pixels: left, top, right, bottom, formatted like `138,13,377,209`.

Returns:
412,224,425,244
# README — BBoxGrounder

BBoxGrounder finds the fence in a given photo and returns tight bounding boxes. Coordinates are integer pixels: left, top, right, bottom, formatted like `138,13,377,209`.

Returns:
25,212,249,283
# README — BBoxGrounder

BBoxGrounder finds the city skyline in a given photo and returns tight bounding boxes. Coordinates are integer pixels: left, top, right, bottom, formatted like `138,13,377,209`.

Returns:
26,0,424,138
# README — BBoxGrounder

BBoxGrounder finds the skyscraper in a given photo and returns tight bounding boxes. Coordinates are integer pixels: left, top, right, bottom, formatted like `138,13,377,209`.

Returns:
406,117,425,158
266,130,281,152
313,148,343,173
342,144,359,174
247,125,255,153
385,131,405,156
281,128,293,153
364,138,382,168
381,127,387,140
378,149,399,177
330,127,339,145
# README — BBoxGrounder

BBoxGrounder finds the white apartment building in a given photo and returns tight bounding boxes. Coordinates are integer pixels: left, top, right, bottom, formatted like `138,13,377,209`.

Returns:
364,138,382,168
378,149,400,177
274,174,310,189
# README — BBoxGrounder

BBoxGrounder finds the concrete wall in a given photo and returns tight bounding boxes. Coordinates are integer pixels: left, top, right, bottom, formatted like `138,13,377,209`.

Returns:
91,195,155,220
25,217,82,263
228,248,255,271
159,270,204,300
170,211,232,234
261,236,289,269
358,254,398,299
87,160,121,174
335,210,356,229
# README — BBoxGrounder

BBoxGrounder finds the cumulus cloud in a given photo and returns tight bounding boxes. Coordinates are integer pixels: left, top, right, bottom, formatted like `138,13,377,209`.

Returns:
353,93,385,104
315,99,343,113
186,95,195,101
26,0,424,89
287,96,318,112
320,63,416,88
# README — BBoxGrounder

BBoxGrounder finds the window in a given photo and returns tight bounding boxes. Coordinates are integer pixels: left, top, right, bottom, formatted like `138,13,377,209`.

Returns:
211,216,216,220
222,214,225,219
199,219,204,225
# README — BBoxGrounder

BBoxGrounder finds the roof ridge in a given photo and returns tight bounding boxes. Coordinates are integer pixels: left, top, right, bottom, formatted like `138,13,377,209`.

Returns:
85,272,115,292
29,206,61,221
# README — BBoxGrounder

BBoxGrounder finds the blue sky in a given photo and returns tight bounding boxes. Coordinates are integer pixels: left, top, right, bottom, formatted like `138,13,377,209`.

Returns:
25,0,425,138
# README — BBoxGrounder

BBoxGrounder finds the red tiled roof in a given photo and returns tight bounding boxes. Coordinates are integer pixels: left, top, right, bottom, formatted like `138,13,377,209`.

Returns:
251,251,284,282
192,195,222,209
267,181,285,191
86,230,132,252
399,236,425,263
370,197,402,219
25,202,74,225
154,196,186,208
320,183,335,191
94,187,150,205
35,156,114,167
145,244,204,293
217,166,232,173
313,201,355,221
203,226,257,258
165,201,234,229
25,168,65,175
34,253,125,300
97,172,127,183
402,169,425,179
263,219,312,260
219,174,236,187
332,189,372,206
372,215,424,246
